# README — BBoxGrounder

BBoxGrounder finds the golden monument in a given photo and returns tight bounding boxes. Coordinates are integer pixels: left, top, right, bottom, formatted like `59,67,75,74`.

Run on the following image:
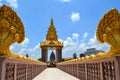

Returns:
0,5,25,56
0,5,43,62
96,8,120,56
40,19,64,62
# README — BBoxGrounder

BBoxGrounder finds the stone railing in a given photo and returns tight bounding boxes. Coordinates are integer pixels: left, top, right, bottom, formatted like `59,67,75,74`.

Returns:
57,56,120,80
0,57,47,80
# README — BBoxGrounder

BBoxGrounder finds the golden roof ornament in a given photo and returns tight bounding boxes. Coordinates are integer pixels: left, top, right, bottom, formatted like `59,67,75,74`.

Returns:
51,18,54,25
40,18,63,49
96,8,120,56
0,5,25,56
46,18,58,41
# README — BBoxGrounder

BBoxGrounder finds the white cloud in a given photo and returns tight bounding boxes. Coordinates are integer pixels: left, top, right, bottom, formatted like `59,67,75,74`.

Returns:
62,37,79,58
27,43,41,58
83,32,88,39
60,33,80,58
79,43,88,52
6,0,18,8
20,37,29,47
10,37,30,54
61,33,110,58
87,35,110,51
60,0,71,3
10,37,41,59
10,33,110,59
71,12,80,22
72,33,79,39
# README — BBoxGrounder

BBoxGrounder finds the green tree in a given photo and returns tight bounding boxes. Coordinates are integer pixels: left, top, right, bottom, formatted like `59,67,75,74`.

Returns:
62,58,65,62
26,54,29,57
73,53,77,59
38,58,42,61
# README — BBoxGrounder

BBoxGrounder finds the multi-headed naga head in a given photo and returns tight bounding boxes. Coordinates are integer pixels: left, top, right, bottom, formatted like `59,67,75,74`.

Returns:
0,5,25,56
96,8,120,56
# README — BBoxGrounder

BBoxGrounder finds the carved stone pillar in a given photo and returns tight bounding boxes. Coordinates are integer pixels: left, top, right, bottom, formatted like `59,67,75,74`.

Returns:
56,47,62,62
41,47,48,62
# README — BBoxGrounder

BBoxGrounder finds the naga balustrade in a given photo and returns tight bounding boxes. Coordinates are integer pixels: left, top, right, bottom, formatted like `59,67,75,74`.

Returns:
0,5,47,80
0,57,47,80
57,8,120,80
57,56,120,80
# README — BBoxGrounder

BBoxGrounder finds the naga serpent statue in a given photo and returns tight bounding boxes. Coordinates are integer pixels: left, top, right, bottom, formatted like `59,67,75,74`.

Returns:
96,8,120,56
0,5,25,56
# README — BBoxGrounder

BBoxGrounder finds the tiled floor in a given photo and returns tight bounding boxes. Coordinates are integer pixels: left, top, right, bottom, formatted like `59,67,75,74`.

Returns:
33,68,80,80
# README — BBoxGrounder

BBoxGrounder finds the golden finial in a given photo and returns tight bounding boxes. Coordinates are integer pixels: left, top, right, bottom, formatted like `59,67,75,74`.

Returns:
50,18,54,25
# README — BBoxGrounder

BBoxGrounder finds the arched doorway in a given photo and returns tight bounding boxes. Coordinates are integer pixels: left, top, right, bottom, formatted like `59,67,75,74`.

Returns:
40,19,64,63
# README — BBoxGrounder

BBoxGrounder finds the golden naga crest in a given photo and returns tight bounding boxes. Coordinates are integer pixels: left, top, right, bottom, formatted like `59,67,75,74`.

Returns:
0,5,25,56
96,8,120,56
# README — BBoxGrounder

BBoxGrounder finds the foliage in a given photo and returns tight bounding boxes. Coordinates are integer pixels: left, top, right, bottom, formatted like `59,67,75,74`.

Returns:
73,53,77,59
38,58,42,61
26,54,29,57
62,58,65,62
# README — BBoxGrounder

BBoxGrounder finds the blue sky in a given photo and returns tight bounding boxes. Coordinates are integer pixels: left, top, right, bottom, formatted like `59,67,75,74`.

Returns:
0,0,120,59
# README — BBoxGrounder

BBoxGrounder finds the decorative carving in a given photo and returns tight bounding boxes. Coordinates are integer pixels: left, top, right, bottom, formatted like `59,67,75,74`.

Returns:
96,8,120,56
0,5,25,56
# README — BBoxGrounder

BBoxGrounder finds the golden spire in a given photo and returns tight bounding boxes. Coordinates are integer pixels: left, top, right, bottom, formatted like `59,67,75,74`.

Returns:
46,18,58,41
51,18,54,25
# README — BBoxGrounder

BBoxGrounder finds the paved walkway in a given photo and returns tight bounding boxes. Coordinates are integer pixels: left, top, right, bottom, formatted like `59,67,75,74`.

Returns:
33,68,80,80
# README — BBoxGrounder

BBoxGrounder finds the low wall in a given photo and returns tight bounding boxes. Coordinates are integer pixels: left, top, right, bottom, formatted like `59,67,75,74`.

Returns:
57,56,120,80
0,57,47,80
